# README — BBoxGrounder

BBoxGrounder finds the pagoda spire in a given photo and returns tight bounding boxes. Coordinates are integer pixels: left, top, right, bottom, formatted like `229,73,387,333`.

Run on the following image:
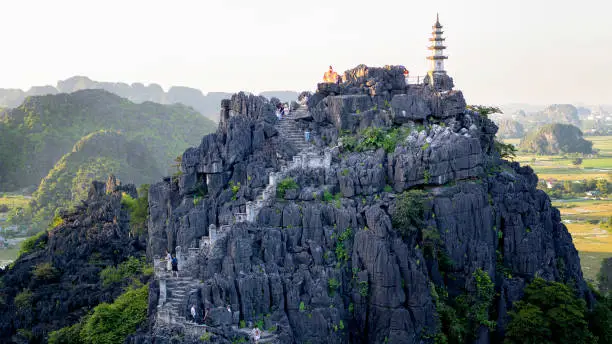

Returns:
427,13,447,74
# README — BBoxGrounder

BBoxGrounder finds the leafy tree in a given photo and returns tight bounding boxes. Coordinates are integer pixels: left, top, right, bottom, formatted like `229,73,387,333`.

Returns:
466,105,502,118
572,157,583,166
504,278,595,344
596,179,609,195
120,184,149,236
494,140,517,161
80,284,148,344
392,190,427,237
276,178,299,198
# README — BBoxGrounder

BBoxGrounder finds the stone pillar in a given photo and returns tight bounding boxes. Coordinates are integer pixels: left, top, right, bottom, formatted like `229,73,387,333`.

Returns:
159,279,167,306
209,224,218,246
246,201,256,223
324,150,332,169
175,246,183,271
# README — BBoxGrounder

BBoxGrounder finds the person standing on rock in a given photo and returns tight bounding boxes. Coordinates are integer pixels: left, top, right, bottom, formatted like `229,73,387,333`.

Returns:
171,255,179,277
165,250,172,272
191,305,197,322
252,327,261,343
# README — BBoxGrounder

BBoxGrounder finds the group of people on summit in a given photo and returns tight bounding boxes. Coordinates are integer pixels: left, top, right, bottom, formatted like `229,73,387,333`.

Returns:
323,65,411,85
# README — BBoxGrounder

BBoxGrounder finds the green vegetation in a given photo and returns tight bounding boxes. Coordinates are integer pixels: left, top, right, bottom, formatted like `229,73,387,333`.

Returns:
14,288,33,311
340,126,410,153
323,190,333,202
199,332,212,341
0,90,215,191
519,123,593,155
432,269,496,344
48,317,87,344
504,278,595,344
543,178,610,199
277,177,299,198
100,256,152,287
358,281,369,297
17,230,47,258
328,278,341,295
32,262,58,280
392,189,427,237
466,105,502,119
334,227,353,263
79,284,149,344
121,184,150,236
11,131,161,232
494,140,518,161
229,181,241,201
299,301,306,312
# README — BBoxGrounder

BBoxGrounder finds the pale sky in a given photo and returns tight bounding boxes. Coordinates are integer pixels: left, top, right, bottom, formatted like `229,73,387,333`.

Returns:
0,0,610,105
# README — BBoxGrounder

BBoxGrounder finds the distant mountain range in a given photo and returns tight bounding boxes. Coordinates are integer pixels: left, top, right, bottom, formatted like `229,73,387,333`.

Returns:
0,76,300,122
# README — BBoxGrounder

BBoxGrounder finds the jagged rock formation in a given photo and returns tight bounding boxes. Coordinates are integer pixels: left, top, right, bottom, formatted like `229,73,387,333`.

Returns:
519,123,593,154
0,177,148,343
143,65,590,343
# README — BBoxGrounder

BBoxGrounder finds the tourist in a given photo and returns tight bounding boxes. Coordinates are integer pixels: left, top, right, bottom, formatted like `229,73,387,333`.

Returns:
276,103,283,119
171,255,178,277
252,327,261,343
191,305,197,322
165,250,172,272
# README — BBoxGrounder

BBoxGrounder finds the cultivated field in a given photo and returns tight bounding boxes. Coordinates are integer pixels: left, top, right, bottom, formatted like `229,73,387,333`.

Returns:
506,136,612,283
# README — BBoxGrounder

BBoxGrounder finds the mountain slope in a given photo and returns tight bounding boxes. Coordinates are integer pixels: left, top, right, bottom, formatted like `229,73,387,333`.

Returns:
519,123,593,154
0,89,216,191
0,178,150,343
26,130,162,230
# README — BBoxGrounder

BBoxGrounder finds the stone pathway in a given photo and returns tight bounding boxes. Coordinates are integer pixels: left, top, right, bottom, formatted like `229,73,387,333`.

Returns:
277,106,311,152
153,104,322,343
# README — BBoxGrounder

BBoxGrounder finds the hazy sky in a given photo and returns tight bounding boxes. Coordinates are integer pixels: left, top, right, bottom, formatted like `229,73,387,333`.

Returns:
0,0,610,105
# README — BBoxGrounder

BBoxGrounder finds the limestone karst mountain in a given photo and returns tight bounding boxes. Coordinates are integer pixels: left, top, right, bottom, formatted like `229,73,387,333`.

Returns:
0,76,301,123
27,130,162,232
0,89,216,191
519,123,594,154
0,65,605,344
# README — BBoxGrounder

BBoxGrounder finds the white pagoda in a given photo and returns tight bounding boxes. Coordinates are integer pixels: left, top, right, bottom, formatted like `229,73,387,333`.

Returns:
424,14,454,91
427,13,448,74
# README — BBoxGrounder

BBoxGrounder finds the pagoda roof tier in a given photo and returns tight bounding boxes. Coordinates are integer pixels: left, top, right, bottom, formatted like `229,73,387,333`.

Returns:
431,30,444,35
428,46,447,50
429,37,446,41
426,55,448,60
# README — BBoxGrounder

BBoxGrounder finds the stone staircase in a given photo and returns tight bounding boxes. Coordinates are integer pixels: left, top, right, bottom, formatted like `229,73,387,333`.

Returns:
277,106,311,152
155,274,201,326
153,104,320,343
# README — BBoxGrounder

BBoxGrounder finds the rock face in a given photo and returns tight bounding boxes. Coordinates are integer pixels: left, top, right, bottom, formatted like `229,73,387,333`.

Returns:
0,177,148,343
495,119,525,139
144,65,590,343
519,123,593,154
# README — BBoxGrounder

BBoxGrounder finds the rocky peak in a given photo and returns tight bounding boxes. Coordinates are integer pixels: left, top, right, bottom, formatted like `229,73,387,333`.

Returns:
142,64,590,343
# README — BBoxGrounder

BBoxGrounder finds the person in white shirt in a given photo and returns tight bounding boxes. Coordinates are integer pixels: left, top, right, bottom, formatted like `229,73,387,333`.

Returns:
252,327,261,343
191,305,197,322
165,250,172,271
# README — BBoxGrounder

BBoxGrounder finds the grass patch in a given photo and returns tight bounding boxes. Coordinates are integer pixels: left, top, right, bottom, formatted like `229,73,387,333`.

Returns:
276,178,299,198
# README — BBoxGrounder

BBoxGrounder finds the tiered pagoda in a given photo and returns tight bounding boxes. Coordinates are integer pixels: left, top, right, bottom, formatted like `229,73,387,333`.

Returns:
424,14,454,91
427,13,448,74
